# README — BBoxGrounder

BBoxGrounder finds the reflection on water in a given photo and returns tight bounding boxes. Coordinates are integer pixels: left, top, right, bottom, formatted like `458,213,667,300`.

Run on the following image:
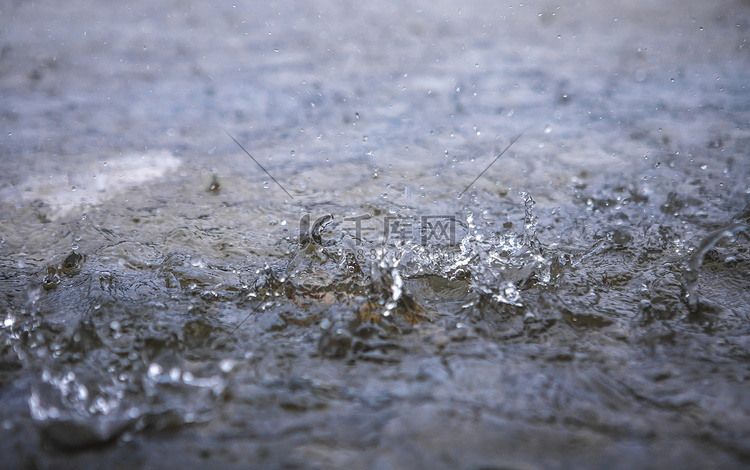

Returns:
1,0,750,467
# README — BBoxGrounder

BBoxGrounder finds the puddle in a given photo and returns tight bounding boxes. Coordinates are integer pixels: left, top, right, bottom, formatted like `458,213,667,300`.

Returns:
1,0,750,468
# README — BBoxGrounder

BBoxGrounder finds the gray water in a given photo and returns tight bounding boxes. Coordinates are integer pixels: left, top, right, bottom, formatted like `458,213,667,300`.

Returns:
1,0,750,468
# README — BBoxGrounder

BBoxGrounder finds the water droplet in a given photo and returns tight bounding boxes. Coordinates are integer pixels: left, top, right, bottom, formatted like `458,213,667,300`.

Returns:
147,363,162,379
290,150,295,156
545,126,552,134
263,182,270,189
220,359,237,373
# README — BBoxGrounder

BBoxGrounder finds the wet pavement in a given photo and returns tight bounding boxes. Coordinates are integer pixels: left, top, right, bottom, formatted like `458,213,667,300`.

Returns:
1,0,750,468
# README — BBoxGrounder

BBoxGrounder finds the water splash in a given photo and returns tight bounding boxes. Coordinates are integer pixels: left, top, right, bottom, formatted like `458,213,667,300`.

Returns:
683,222,748,313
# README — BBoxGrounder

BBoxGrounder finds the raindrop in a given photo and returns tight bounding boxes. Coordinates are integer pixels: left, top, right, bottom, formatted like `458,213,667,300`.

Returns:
219,359,237,373
147,363,162,379
545,126,552,134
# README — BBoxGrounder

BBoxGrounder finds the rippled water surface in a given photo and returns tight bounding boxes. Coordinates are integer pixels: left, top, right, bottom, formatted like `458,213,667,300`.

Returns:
2,0,750,468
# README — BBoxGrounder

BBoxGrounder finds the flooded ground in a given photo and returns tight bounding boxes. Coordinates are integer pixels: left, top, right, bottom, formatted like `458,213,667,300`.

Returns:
1,0,750,468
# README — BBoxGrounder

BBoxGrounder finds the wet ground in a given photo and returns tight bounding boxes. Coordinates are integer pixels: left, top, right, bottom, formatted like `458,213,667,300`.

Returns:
1,0,750,468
